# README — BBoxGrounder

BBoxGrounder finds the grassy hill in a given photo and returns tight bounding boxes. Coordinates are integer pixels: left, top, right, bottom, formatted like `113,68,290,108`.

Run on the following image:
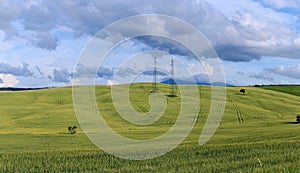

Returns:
0,84,299,172
260,85,300,97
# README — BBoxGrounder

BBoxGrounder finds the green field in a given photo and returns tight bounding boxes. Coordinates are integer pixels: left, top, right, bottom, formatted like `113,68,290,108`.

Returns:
0,84,299,172
261,85,300,97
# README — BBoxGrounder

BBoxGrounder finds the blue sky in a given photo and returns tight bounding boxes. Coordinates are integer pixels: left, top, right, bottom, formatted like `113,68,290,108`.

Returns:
0,0,299,87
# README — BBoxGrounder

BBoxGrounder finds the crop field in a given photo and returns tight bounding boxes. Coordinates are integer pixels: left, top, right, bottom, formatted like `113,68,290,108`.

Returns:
261,85,300,97
0,83,299,172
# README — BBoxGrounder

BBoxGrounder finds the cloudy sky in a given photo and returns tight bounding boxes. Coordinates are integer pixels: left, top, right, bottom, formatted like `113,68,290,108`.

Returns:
0,0,299,87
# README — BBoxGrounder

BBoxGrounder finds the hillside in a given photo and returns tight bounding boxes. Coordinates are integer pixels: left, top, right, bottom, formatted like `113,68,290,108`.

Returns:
0,84,299,172
260,85,300,97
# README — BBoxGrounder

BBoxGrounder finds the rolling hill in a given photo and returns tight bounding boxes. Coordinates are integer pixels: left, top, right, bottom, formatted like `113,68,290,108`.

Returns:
0,84,299,172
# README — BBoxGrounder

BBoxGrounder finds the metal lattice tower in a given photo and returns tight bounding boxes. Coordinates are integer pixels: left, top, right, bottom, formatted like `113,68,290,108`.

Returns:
152,57,158,92
169,58,177,97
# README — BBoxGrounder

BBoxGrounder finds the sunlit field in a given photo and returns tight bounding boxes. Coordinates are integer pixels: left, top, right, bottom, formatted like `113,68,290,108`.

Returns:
0,84,299,172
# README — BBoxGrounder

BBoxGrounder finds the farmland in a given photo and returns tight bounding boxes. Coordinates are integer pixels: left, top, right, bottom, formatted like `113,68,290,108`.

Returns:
0,84,299,172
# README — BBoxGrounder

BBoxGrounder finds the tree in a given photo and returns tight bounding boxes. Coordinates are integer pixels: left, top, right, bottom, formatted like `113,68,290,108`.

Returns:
68,125,77,134
240,89,246,95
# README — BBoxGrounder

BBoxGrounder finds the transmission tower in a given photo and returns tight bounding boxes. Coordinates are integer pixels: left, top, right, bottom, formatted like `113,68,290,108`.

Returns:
152,57,158,92
168,58,177,97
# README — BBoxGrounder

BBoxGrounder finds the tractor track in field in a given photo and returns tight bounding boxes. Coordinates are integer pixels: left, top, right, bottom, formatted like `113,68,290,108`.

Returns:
273,112,283,119
256,100,266,110
197,87,207,124
89,89,98,113
257,100,283,119
233,103,244,124
227,95,244,124
138,105,148,113
227,95,232,103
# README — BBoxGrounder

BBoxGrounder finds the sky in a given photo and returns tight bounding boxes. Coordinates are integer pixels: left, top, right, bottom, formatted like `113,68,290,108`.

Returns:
0,0,299,87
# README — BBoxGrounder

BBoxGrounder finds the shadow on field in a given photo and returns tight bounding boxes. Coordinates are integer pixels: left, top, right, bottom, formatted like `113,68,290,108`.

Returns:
235,93,246,96
283,122,299,125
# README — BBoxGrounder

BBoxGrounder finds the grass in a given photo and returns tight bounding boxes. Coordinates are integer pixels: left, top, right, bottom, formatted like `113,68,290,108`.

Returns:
1,142,299,172
260,85,300,97
0,83,299,172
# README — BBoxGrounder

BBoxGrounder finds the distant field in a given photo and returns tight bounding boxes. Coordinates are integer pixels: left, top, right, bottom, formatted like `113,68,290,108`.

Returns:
261,85,300,97
0,84,299,172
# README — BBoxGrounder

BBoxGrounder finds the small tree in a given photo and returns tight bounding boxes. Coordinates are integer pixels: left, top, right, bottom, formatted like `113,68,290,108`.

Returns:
240,89,246,95
68,125,77,134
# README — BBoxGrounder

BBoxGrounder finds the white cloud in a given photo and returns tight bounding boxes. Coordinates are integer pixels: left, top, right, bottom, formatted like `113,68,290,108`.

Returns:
106,79,118,85
249,72,274,81
188,61,214,76
0,62,33,76
211,0,300,60
209,0,297,24
0,0,299,87
52,68,70,83
262,0,300,9
0,0,298,62
265,64,300,79
0,73,19,87
0,0,19,39
70,78,80,86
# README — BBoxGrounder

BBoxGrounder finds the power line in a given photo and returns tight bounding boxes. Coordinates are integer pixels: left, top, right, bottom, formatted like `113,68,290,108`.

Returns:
152,56,158,92
169,58,177,97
